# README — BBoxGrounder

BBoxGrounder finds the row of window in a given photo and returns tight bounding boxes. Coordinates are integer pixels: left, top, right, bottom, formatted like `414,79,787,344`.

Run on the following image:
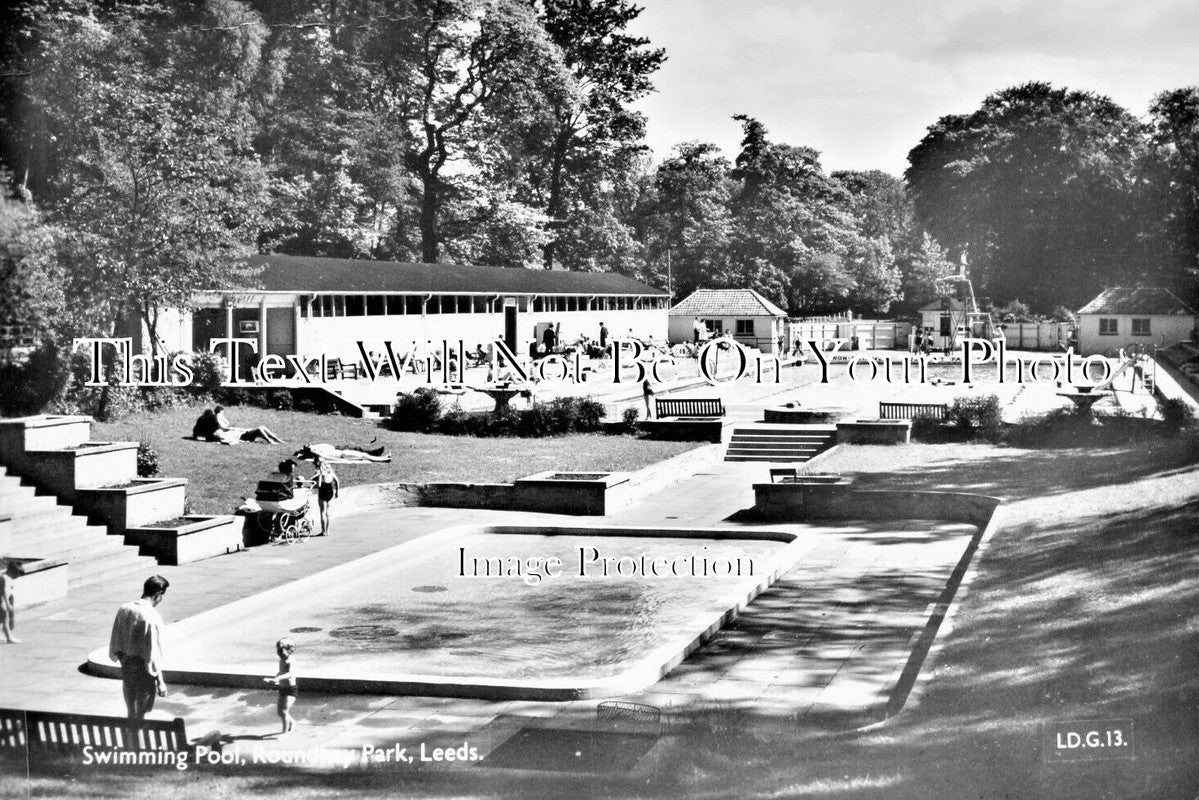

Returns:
303,294,667,318
1099,318,1151,336
701,320,756,335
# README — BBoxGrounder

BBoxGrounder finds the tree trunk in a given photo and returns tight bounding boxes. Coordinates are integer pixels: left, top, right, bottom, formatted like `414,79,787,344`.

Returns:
420,173,439,264
541,127,573,270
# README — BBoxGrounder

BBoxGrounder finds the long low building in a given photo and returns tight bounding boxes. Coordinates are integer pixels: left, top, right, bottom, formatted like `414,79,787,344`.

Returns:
150,254,670,367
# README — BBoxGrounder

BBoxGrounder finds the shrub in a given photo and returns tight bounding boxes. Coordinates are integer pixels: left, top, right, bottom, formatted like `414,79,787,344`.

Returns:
265,389,294,411
390,387,442,432
295,396,317,413
482,407,520,437
948,394,1002,440
137,439,160,478
215,387,253,407
0,344,72,416
621,407,641,433
437,408,475,436
519,402,557,437
576,398,606,431
547,397,580,434
188,351,226,397
910,413,948,441
1158,396,1195,431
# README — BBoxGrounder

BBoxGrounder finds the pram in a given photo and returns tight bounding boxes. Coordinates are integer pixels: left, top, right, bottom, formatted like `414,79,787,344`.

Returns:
252,479,315,543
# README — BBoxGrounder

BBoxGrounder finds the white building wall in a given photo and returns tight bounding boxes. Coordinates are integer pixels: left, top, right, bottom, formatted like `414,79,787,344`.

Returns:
302,307,665,363
668,313,782,352
1077,314,1195,355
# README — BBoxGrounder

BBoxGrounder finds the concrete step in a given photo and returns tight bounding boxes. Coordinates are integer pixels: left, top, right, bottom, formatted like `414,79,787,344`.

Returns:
729,435,832,444
19,535,129,562
69,550,159,587
719,455,824,462
2,447,163,590
726,448,820,459
0,495,78,519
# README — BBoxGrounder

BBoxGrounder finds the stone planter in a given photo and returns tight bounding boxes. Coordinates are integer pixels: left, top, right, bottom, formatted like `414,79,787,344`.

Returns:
76,478,188,534
1,555,68,608
513,471,633,516
412,471,634,516
0,415,93,474
836,419,912,445
124,515,244,566
9,441,139,502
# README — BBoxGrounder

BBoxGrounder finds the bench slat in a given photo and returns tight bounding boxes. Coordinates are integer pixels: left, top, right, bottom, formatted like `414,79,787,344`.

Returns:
655,398,725,418
0,709,188,753
879,402,947,420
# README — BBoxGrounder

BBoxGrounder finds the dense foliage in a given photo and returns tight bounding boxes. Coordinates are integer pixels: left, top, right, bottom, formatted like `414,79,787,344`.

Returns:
0,3,1196,398
389,388,608,437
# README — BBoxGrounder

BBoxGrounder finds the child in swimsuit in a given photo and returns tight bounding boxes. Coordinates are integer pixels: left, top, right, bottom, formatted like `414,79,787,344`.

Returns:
264,637,297,734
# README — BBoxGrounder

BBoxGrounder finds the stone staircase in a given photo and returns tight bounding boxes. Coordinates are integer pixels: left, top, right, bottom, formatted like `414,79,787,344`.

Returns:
0,465,158,589
724,424,837,463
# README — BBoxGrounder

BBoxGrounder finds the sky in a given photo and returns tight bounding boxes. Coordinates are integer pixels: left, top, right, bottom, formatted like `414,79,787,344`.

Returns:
628,0,1199,176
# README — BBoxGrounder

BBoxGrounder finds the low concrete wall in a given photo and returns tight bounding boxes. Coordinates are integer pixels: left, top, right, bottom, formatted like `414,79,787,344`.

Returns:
754,484,1001,526
124,515,244,565
836,420,911,445
640,419,728,443
1,556,69,608
763,407,846,424
335,443,722,518
0,416,93,473
77,478,188,533
14,443,139,502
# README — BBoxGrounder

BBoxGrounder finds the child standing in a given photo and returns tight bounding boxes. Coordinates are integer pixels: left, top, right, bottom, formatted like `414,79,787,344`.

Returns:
264,637,297,734
1,562,18,643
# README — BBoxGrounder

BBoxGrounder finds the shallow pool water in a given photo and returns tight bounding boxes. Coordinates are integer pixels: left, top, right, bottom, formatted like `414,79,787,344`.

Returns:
168,531,789,682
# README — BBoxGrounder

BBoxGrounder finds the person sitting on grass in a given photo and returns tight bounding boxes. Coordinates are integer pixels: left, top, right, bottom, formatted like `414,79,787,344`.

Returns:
206,406,285,445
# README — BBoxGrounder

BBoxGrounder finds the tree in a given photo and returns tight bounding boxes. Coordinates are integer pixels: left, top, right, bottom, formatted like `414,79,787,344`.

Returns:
27,2,273,350
635,142,735,299
391,0,566,263
527,0,664,270
728,116,865,314
0,180,64,353
905,82,1148,311
1146,87,1199,290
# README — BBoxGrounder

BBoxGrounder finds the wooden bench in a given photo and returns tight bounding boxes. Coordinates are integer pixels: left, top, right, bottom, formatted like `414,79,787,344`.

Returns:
655,398,725,418
0,708,189,754
879,402,948,420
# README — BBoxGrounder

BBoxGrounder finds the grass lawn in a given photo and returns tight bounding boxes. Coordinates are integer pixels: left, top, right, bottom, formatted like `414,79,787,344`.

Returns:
92,404,698,515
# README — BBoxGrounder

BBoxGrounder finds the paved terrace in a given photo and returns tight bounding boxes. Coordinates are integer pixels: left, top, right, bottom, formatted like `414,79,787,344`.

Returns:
2,350,1156,774
0,447,985,773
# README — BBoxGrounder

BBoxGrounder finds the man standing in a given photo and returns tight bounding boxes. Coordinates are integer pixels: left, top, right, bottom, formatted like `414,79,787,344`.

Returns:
109,576,169,721
693,317,705,343
599,322,609,350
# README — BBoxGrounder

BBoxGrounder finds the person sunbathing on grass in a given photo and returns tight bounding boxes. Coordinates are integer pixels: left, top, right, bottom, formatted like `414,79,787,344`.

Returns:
192,407,284,445
293,443,391,463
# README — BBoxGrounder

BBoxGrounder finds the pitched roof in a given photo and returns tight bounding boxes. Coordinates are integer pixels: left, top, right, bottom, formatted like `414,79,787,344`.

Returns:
221,254,667,296
669,288,788,317
1077,287,1196,316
